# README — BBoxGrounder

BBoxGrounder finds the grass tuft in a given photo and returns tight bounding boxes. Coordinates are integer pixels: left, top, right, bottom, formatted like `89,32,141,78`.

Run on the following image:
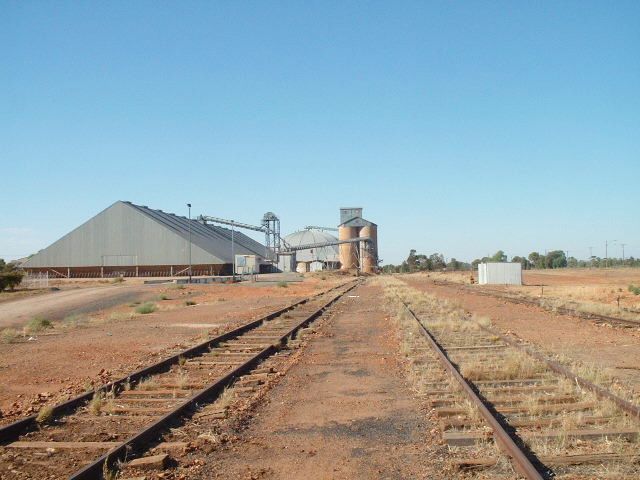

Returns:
184,300,196,306
135,302,157,314
36,405,55,424
1,327,20,344
26,316,53,334
277,281,288,288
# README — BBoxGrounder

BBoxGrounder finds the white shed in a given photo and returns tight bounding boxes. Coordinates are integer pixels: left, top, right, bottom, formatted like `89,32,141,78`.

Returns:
478,263,522,285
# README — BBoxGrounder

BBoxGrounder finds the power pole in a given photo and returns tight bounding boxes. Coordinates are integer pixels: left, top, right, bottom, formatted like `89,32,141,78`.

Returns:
187,203,192,283
605,240,616,268
621,243,627,263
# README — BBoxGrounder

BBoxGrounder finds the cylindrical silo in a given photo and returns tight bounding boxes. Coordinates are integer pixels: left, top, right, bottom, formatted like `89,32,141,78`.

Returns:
359,224,378,273
339,226,357,270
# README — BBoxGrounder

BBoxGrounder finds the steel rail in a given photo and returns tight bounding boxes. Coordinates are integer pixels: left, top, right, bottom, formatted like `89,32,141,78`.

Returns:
0,281,353,444
397,296,544,480
70,279,360,479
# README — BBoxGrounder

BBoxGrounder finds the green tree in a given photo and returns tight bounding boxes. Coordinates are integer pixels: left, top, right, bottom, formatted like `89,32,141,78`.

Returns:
490,250,507,262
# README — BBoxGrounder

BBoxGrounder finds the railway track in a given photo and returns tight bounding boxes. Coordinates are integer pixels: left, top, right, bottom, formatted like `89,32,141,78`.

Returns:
0,279,359,479
390,283,640,479
430,279,640,329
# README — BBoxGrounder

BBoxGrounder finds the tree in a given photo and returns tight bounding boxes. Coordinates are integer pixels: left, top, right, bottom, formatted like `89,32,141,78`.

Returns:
447,258,461,271
511,256,532,270
490,250,507,263
406,250,417,272
0,259,24,292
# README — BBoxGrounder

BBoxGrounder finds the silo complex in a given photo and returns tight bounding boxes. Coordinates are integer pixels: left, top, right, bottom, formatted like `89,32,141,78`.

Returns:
338,208,378,273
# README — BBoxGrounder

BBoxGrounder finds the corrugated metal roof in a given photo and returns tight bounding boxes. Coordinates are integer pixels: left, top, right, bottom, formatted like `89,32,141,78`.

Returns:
283,229,340,263
125,202,267,260
23,201,267,268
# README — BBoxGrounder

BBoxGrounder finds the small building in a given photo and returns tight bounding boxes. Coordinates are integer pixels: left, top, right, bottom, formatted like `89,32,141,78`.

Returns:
478,262,522,285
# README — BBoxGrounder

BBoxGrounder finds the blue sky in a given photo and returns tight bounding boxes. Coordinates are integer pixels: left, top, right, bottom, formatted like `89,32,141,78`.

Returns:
2,1,639,264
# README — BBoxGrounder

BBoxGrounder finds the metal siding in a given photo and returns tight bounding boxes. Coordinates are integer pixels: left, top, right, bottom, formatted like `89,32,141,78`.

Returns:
23,201,267,268
478,263,522,285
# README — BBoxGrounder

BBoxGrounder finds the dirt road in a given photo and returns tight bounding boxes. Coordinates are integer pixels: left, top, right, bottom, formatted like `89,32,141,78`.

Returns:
197,282,448,479
0,284,160,328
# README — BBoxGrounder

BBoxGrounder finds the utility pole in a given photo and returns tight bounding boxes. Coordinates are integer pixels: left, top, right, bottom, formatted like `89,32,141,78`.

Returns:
231,223,235,281
621,243,627,263
605,240,616,269
187,203,192,283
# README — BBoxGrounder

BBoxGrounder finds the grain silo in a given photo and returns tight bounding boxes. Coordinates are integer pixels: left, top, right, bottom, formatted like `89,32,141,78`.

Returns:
338,207,378,273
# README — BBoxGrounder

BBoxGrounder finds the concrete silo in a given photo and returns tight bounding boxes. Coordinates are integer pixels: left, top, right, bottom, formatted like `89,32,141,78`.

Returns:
339,225,358,270
359,224,378,274
338,207,378,273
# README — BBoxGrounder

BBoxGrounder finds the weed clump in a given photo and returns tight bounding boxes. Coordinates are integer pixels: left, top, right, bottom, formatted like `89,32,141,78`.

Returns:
1,328,19,344
135,302,157,314
88,392,105,415
184,300,196,306
628,284,640,295
277,281,288,288
159,294,169,300
111,276,124,284
26,316,53,333
36,405,55,424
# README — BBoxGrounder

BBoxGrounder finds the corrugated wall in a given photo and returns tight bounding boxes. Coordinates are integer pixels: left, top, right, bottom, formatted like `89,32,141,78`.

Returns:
478,263,522,285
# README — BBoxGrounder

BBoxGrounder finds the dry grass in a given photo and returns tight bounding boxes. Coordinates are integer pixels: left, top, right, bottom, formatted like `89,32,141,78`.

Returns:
214,387,234,410
461,350,545,381
88,391,105,415
36,405,54,424
0,327,20,344
137,377,159,391
25,316,53,334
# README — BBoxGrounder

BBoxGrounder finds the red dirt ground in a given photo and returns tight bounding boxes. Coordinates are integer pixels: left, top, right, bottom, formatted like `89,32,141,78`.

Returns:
189,282,449,479
0,277,342,423
402,275,640,400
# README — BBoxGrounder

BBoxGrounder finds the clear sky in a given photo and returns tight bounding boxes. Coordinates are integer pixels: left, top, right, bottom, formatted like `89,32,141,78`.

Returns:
2,1,639,264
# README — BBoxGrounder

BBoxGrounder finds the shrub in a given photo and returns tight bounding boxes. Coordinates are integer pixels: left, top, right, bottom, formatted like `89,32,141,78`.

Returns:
159,294,169,300
0,271,24,291
277,281,288,288
184,300,196,306
135,302,157,314
26,316,53,333
628,284,640,296
1,328,19,344
111,276,124,284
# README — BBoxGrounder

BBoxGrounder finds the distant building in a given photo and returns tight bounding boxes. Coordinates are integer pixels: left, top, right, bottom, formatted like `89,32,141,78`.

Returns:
23,201,267,277
283,229,340,273
478,262,522,285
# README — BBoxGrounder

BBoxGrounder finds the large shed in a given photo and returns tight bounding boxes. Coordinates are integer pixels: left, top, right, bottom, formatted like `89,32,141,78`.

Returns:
23,201,267,277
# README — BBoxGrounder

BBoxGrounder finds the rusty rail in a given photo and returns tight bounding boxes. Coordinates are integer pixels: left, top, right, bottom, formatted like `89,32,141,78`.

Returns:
69,279,359,479
397,297,545,480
